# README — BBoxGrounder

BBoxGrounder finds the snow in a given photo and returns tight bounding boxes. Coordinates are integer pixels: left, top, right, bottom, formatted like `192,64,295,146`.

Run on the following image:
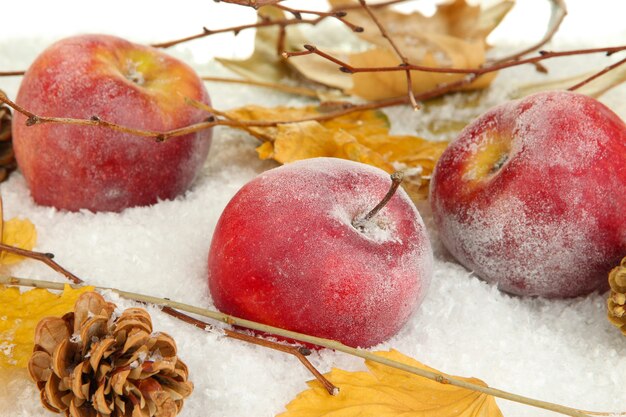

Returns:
1,1,626,416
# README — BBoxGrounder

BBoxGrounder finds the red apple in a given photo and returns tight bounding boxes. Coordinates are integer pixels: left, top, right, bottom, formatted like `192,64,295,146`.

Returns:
208,158,433,348
430,91,626,298
13,34,212,212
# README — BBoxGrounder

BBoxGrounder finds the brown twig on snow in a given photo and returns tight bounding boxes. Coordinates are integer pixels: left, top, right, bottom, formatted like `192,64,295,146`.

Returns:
357,0,419,109
152,0,410,49
0,193,83,284
0,70,25,76
6,274,622,417
161,306,339,396
151,10,361,50
202,76,320,97
567,55,626,92
3,45,625,145
0,243,84,284
489,0,568,64
284,44,626,76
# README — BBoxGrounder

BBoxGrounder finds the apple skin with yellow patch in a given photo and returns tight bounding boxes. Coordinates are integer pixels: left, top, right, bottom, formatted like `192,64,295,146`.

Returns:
430,91,626,298
13,34,212,212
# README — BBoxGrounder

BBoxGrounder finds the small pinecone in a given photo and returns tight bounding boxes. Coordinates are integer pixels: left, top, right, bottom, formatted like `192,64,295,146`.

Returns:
28,292,193,417
608,256,626,334
0,90,16,183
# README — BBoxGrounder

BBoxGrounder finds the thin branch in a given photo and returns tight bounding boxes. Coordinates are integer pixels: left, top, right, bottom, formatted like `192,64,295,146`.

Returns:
490,0,568,64
152,13,357,50
274,3,363,32
152,0,408,49
285,44,626,76
0,70,25,76
331,0,410,12
357,0,419,109
152,19,297,49
201,76,320,97
4,46,625,144
2,88,408,143
567,56,626,92
0,244,83,284
3,274,618,417
185,95,408,128
161,306,338,395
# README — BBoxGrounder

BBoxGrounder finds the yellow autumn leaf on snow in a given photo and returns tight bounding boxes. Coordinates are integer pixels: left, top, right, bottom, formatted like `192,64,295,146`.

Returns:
278,349,503,417
1,217,37,264
0,284,94,368
225,105,448,200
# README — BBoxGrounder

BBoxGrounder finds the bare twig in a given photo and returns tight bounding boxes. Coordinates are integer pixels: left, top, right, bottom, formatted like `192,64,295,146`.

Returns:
161,306,339,395
0,193,83,284
490,0,568,64
202,76,320,97
357,0,419,109
152,0,409,49
285,44,626,76
0,70,25,77
567,56,626,92
274,3,363,32
0,244,83,284
4,274,618,417
152,12,359,50
3,46,625,144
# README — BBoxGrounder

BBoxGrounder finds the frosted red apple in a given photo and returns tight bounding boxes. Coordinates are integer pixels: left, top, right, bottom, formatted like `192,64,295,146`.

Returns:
13,34,212,212
430,91,626,298
208,158,433,348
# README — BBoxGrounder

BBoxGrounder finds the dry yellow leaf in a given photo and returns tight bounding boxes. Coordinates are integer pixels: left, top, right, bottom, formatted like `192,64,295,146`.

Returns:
0,284,94,368
0,217,37,265
291,0,513,100
225,105,448,200
278,349,503,417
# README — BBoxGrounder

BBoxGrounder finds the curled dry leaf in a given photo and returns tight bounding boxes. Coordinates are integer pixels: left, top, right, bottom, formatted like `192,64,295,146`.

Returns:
0,217,37,264
288,0,514,100
225,104,448,200
0,284,93,368
278,349,503,417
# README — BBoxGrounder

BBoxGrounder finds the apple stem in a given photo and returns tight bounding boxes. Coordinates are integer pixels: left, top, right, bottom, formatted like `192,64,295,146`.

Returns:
353,171,404,229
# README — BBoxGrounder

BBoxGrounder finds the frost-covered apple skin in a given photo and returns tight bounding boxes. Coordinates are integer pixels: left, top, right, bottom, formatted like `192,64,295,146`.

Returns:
208,158,433,348
430,91,626,298
13,34,212,212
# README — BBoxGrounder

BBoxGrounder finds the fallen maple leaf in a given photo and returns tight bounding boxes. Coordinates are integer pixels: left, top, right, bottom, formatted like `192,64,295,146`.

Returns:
278,349,503,417
0,217,37,265
225,104,448,200
0,284,94,368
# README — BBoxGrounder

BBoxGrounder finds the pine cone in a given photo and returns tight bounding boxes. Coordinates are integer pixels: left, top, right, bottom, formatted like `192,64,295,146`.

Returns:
28,292,193,417
0,90,16,183
608,256,626,334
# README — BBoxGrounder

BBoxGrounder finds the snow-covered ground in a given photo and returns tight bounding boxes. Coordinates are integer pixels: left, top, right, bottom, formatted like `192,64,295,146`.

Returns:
1,1,626,416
